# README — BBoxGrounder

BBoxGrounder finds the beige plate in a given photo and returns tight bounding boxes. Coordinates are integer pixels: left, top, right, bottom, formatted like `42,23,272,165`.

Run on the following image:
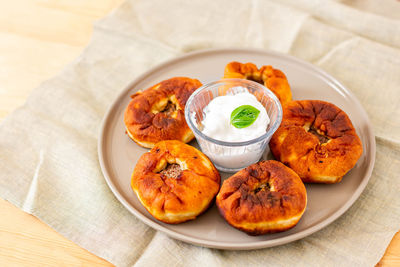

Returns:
98,48,375,250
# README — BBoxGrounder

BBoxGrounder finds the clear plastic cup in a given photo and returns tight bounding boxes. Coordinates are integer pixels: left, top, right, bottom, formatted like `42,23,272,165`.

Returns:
185,78,282,173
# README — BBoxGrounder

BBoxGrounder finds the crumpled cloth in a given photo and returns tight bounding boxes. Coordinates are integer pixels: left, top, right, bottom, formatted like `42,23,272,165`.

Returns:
1,0,400,266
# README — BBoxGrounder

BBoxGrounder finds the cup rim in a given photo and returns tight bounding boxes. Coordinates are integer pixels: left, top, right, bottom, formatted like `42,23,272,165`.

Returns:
184,78,283,147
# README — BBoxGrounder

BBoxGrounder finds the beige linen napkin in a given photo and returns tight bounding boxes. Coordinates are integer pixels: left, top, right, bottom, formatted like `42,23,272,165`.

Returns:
1,0,400,266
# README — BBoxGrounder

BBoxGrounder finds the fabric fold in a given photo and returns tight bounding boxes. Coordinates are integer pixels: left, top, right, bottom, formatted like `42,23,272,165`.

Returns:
275,0,400,49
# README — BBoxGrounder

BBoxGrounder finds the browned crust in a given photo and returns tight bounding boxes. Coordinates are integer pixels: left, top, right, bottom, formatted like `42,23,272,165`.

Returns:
124,77,202,148
269,100,363,183
223,61,292,104
216,160,307,235
131,140,221,224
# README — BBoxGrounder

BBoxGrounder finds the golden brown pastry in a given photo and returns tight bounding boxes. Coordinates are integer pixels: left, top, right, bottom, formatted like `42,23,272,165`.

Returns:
124,77,202,148
131,140,220,224
223,61,292,104
216,160,307,235
269,100,363,183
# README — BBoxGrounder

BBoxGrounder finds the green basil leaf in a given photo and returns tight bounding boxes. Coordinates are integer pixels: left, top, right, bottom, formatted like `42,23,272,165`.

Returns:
230,105,260,129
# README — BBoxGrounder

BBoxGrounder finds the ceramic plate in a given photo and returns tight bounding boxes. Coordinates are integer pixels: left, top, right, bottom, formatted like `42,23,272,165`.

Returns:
98,48,375,250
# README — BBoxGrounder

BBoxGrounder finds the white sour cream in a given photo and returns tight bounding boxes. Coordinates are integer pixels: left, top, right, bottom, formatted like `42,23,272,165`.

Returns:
201,91,270,142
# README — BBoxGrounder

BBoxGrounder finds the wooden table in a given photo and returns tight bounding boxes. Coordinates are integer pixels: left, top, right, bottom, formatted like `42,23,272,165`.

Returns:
0,1,399,266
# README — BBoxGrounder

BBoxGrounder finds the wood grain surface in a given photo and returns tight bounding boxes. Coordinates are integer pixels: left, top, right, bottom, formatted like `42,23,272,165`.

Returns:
0,1,399,266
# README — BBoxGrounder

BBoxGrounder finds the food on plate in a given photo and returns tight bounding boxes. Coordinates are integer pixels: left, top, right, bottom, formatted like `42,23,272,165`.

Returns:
131,140,220,224
124,77,202,148
269,100,363,183
216,160,307,235
193,86,272,170
201,88,270,142
223,61,292,104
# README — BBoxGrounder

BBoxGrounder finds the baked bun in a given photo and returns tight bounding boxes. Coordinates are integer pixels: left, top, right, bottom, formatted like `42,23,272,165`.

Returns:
124,77,202,148
216,160,307,235
270,100,363,183
131,140,220,224
223,61,292,104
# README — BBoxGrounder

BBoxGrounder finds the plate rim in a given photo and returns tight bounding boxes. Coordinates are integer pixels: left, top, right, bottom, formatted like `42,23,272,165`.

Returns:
98,47,376,250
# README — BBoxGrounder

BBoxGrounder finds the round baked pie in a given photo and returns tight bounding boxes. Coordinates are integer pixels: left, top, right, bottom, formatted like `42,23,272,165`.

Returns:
216,160,307,235
131,140,220,224
223,61,292,104
269,100,363,183
124,77,202,148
